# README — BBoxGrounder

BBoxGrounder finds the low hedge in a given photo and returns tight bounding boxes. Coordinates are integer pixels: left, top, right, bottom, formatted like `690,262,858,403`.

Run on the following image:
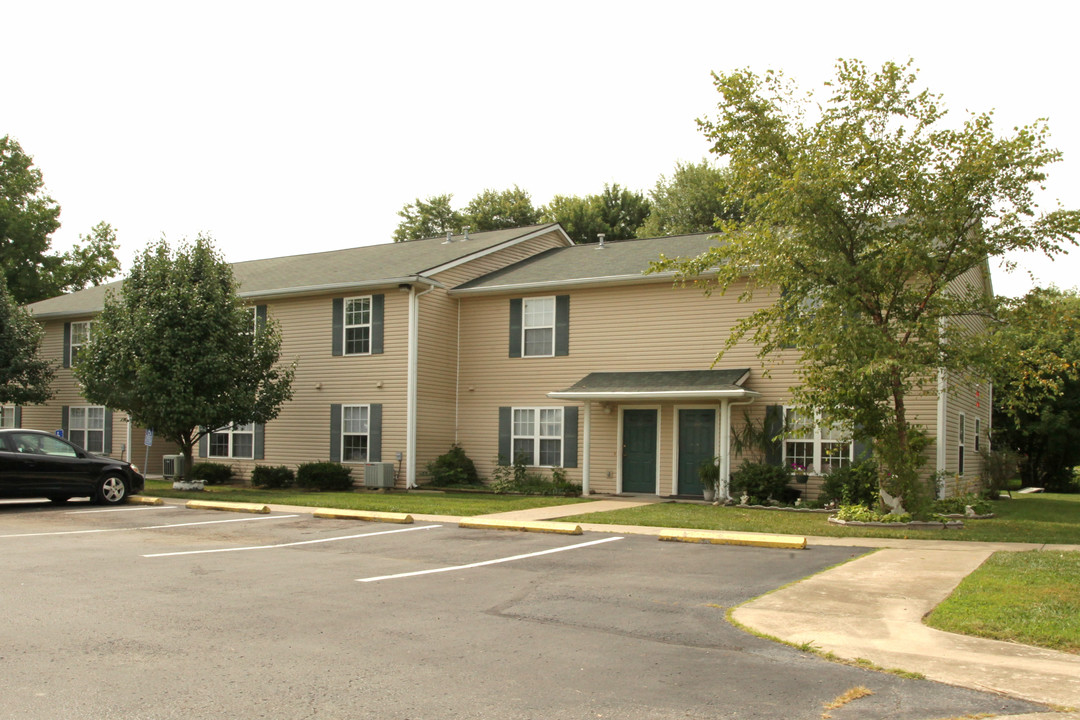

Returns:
296,462,354,491
250,465,295,489
190,462,234,485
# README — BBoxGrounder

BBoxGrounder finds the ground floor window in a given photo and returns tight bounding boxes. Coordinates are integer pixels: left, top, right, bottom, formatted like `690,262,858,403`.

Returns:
69,406,105,453
341,405,369,463
0,405,16,429
512,407,563,467
783,407,852,475
209,423,254,459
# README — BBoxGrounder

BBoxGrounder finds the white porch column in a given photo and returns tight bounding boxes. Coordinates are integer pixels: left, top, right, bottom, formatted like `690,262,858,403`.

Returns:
719,399,732,500
582,401,591,495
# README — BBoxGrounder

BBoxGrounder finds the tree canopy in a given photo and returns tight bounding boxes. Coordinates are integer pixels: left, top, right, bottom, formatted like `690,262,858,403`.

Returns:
990,287,1080,490
0,136,121,304
637,160,742,238
542,183,651,244
464,186,541,231
392,194,462,242
0,273,53,406
651,59,1080,507
74,235,295,479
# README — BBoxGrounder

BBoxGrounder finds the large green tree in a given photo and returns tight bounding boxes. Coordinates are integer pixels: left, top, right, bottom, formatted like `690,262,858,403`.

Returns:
392,194,463,242
542,183,651,244
74,236,295,479
637,160,743,238
464,186,541,231
0,136,121,303
0,274,53,406
653,60,1080,508
991,287,1080,490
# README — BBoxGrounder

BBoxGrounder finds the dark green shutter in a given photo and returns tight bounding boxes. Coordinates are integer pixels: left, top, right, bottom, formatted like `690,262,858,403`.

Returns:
104,409,113,454
508,299,522,358
498,407,512,463
555,295,570,357
764,405,784,467
61,406,69,437
852,424,871,463
255,305,268,334
13,407,21,428
562,406,578,468
368,404,382,462
329,404,342,462
63,323,72,368
198,432,208,458
254,423,265,460
331,298,344,356
371,294,384,354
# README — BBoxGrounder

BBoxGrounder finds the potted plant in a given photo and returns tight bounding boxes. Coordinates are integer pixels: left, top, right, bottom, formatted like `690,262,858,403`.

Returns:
699,458,721,502
791,462,809,484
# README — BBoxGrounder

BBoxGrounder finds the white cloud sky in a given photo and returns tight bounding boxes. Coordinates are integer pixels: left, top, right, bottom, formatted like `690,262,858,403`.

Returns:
6,0,1077,298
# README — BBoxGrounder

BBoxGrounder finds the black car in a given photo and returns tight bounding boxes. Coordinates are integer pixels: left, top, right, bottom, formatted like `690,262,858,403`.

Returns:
0,429,145,505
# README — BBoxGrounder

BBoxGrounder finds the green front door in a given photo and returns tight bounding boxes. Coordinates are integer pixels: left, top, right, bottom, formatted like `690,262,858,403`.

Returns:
678,409,716,496
622,410,658,493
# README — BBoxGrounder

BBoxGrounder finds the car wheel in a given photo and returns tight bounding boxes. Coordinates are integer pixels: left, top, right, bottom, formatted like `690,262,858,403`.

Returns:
47,497,71,503
96,475,128,505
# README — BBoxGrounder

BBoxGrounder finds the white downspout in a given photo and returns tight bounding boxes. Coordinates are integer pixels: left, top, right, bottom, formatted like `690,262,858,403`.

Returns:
406,282,436,489
582,401,592,495
723,397,757,501
125,415,132,463
936,367,948,474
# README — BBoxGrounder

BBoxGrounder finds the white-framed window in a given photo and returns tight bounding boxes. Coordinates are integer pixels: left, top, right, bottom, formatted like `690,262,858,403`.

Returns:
783,407,852,475
69,406,105,453
209,423,254,459
0,405,17,428
522,297,555,357
512,407,563,466
341,405,369,463
974,417,981,453
70,321,92,365
958,413,966,476
344,296,372,355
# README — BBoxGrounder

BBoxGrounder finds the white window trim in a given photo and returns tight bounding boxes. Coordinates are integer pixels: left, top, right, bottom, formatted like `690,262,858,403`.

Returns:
70,320,92,366
974,417,981,453
341,404,370,464
0,405,16,429
69,405,105,453
521,296,555,358
781,407,853,476
511,406,563,467
209,424,254,460
343,296,372,356
958,412,966,476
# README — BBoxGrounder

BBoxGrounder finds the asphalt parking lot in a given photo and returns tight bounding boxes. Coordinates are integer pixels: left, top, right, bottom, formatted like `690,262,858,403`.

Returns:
0,500,1044,720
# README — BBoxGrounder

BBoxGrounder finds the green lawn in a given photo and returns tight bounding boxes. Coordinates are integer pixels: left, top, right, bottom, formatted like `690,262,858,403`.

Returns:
141,480,589,516
561,493,1080,545
925,550,1080,654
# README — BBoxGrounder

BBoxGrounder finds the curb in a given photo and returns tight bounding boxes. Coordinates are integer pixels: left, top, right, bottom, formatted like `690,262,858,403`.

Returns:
186,500,271,514
128,495,164,506
658,529,806,550
313,509,413,524
459,518,583,535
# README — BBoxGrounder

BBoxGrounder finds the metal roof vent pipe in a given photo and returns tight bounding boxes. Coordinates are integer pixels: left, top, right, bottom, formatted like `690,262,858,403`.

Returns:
462,225,470,241
444,231,453,244
596,232,606,249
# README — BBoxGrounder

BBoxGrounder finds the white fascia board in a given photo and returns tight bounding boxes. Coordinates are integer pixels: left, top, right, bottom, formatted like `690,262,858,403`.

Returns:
422,224,573,277
546,389,761,402
30,307,105,319
239,275,444,301
449,271,683,296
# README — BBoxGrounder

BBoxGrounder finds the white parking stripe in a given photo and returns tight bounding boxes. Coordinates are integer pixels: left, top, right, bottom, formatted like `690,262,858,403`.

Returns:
356,536,625,583
143,524,442,557
68,506,178,514
0,514,299,538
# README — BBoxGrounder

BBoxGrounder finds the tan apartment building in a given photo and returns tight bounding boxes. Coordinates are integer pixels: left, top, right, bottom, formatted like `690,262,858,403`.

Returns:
22,223,991,499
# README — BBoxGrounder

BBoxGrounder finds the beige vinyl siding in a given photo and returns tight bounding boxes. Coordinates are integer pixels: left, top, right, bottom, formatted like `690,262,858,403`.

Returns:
430,231,567,289
415,288,459,474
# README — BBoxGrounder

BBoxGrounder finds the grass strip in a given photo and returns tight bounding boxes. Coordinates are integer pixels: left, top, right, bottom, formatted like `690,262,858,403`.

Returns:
925,550,1080,654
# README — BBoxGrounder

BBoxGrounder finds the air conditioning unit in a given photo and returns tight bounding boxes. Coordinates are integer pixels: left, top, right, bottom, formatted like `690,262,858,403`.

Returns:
363,462,396,488
163,454,185,479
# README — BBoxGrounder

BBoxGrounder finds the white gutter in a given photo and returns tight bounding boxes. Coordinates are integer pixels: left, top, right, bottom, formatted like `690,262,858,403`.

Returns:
449,271,685,296
406,281,436,488
547,389,760,402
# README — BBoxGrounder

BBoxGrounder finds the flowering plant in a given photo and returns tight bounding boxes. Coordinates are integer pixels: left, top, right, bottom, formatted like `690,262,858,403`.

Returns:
789,462,808,473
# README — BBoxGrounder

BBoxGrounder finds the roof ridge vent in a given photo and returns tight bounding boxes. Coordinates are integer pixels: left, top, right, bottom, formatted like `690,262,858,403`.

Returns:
596,232,606,249
443,231,453,244
462,225,470,241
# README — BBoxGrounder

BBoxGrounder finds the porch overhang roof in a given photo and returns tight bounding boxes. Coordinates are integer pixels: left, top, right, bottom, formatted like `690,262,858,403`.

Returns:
547,369,759,402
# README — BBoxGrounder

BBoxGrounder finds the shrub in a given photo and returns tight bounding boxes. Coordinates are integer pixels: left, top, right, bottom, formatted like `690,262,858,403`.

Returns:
835,504,912,523
250,464,295,489
190,462,234,485
426,444,480,486
489,456,581,496
730,460,790,504
296,462,354,491
932,493,992,516
820,460,879,508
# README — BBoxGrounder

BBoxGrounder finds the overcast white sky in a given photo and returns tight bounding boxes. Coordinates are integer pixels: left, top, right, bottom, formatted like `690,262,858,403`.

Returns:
6,0,1077,298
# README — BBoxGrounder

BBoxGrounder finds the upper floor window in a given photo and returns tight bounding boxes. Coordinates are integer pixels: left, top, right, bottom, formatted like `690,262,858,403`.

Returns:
783,407,851,475
345,297,372,355
70,321,92,366
522,297,555,357
209,423,254,459
69,406,105,453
